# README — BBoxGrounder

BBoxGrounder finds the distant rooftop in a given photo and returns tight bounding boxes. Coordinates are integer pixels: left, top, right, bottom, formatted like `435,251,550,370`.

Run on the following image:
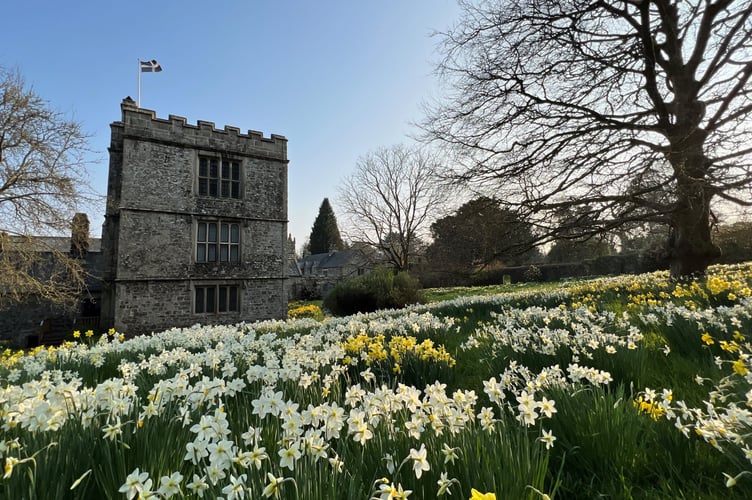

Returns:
9,236,102,253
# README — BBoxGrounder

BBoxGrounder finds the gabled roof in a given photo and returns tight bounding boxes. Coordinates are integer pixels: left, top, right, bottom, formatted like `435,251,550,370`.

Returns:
288,256,302,277
299,249,366,269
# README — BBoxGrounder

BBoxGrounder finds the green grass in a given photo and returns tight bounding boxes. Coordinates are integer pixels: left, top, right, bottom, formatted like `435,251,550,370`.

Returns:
422,281,563,303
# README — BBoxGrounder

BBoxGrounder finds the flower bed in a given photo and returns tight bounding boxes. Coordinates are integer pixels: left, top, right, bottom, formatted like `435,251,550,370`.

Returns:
1,264,752,498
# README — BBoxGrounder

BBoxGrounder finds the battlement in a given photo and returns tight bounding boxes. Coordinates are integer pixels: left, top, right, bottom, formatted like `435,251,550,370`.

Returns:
116,97,287,160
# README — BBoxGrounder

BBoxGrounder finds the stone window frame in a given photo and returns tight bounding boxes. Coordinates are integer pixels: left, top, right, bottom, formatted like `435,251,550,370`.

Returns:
194,282,241,314
195,219,241,264
197,154,242,199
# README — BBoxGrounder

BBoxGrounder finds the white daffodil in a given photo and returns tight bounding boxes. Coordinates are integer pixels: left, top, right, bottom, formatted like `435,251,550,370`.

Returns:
119,468,149,500
157,471,183,498
409,443,430,479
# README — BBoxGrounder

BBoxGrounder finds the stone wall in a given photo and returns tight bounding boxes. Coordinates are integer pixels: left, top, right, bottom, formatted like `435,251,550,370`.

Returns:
110,278,286,334
0,300,64,347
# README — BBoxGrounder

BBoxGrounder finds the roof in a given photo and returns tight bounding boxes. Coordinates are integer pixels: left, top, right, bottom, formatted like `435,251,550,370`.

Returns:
288,255,302,277
4,236,104,292
299,249,372,269
9,236,102,253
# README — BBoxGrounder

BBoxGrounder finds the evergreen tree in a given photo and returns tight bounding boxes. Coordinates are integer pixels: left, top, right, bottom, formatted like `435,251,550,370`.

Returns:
427,197,539,274
308,198,344,254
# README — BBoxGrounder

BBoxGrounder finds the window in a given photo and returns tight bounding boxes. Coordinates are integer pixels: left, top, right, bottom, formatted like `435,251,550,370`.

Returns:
196,221,240,263
195,285,240,314
198,157,241,198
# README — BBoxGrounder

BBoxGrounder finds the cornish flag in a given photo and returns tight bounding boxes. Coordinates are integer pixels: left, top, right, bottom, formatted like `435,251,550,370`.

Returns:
140,59,162,72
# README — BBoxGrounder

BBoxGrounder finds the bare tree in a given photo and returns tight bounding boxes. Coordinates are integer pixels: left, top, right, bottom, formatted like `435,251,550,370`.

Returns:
338,145,446,272
423,0,752,277
0,67,93,308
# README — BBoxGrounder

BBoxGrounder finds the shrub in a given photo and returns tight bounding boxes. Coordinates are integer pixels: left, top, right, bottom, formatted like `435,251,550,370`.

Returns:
323,268,425,316
523,264,542,282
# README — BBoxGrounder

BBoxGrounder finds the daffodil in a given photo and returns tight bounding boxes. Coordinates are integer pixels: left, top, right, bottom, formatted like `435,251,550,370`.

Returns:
409,443,430,479
733,358,749,376
437,472,457,496
3,456,19,479
540,428,557,449
157,471,183,498
441,443,459,465
263,472,284,498
222,473,247,500
278,441,302,470
119,468,149,500
249,445,268,469
186,474,209,498
469,488,496,500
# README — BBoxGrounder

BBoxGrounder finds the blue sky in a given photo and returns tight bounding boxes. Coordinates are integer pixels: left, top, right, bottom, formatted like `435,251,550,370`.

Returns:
1,0,460,249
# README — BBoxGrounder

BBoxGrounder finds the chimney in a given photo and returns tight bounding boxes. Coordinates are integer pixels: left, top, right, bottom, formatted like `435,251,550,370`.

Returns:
71,213,90,258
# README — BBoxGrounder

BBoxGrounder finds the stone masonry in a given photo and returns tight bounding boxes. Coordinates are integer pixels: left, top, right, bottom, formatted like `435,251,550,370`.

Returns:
100,98,289,335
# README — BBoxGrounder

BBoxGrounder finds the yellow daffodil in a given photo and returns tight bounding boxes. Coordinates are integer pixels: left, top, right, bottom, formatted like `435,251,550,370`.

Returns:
470,488,496,500
732,358,748,376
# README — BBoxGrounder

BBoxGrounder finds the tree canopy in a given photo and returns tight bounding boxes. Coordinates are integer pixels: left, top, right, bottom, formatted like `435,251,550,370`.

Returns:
424,0,752,277
307,198,345,254
714,220,752,263
427,197,540,274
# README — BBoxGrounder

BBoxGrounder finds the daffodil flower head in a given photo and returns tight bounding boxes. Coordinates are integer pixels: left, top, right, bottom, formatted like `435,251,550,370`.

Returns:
470,488,496,500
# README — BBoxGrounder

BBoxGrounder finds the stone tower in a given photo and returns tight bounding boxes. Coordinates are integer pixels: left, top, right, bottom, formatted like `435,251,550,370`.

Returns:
100,98,288,334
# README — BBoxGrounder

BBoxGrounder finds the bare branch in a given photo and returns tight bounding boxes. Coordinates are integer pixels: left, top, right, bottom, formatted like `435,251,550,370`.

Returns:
338,145,447,271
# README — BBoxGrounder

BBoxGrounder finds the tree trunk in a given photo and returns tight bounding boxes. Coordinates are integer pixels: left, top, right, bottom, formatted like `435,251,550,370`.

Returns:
667,175,720,278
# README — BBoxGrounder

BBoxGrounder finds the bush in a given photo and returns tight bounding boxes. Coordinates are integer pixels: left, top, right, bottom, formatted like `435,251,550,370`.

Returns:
323,268,425,316
523,264,542,282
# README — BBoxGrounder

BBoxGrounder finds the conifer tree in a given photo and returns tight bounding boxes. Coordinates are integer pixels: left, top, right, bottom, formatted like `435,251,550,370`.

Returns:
308,198,344,254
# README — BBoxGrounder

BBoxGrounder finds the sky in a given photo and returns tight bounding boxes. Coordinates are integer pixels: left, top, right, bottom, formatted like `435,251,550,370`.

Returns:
1,0,461,250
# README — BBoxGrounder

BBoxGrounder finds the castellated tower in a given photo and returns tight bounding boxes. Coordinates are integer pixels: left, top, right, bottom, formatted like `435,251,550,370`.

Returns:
100,98,289,335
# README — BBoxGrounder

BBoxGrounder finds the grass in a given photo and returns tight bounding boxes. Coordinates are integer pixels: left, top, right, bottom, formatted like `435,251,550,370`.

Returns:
422,281,563,303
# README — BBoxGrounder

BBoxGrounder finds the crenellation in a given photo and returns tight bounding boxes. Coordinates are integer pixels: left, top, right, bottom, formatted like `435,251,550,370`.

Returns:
169,114,187,126
117,100,287,160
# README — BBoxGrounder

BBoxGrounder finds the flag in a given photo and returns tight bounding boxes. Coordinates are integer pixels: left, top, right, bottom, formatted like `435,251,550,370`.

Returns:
140,59,162,72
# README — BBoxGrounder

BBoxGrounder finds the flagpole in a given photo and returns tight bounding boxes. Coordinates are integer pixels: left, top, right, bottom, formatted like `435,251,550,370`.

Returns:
137,59,141,108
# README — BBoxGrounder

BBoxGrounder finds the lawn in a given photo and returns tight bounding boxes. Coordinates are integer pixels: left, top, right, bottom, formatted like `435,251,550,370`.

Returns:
1,263,752,499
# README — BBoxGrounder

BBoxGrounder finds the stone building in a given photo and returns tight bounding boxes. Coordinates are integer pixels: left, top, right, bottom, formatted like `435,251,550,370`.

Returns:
293,247,379,299
0,217,103,347
100,98,289,335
